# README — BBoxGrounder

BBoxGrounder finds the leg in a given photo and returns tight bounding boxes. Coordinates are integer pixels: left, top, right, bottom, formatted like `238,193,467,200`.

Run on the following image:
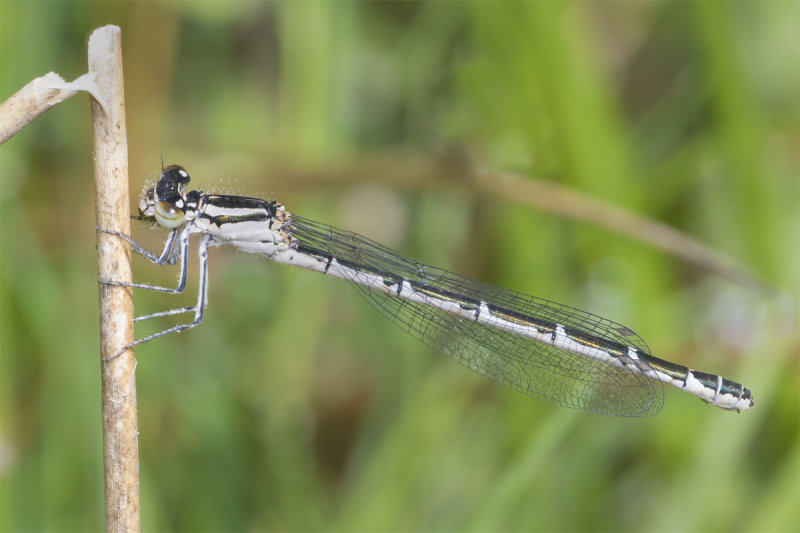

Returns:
98,226,179,265
103,235,213,361
98,226,191,294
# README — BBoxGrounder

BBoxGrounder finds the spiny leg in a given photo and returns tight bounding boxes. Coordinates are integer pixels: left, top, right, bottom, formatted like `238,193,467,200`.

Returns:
102,235,213,361
98,225,180,265
98,226,191,294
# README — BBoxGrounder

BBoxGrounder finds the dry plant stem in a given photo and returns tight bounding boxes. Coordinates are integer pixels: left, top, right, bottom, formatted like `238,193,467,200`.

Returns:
0,72,98,145
473,169,772,293
89,26,141,532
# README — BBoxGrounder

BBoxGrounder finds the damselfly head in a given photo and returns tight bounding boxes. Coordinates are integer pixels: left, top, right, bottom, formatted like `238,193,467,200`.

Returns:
138,164,192,225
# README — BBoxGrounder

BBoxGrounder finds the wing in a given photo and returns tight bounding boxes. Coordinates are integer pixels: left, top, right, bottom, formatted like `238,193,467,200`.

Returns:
289,215,664,416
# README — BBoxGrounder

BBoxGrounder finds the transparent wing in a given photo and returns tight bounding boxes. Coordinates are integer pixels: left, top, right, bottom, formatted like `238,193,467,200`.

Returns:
290,215,664,416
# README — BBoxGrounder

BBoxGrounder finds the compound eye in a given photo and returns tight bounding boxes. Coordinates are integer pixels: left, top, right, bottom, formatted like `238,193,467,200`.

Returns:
154,191,186,229
157,165,191,196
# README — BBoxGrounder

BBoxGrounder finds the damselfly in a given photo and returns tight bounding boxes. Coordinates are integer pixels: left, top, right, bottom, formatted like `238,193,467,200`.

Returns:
100,165,754,416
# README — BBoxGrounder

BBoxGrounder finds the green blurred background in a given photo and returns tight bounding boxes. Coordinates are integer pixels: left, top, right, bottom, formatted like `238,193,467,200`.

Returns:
1,2,797,531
